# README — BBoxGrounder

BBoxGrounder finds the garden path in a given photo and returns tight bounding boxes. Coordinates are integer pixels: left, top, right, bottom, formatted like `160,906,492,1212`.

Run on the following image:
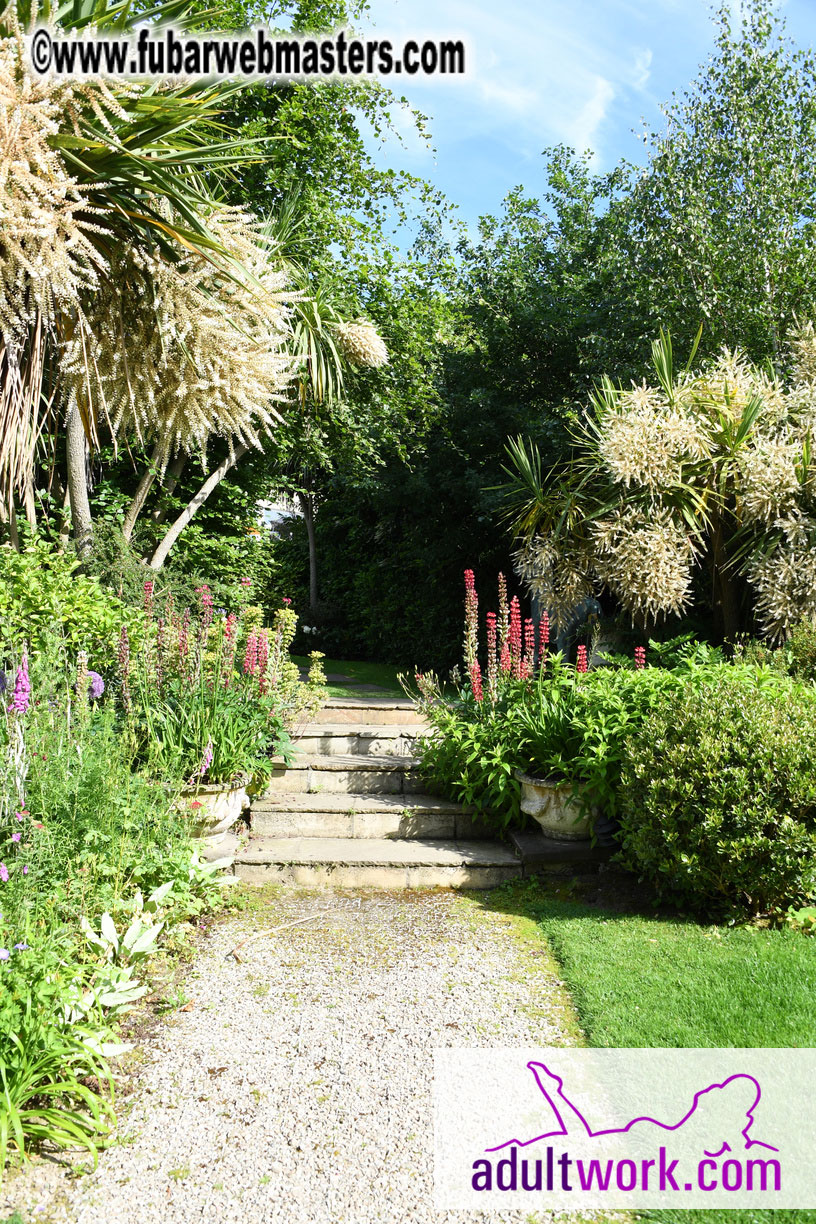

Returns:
8,887,586,1224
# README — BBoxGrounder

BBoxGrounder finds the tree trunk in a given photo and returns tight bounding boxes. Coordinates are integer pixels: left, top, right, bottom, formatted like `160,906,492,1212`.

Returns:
710,510,741,641
148,445,248,570
298,490,318,615
122,442,162,542
149,453,187,525
0,491,21,550
66,405,93,558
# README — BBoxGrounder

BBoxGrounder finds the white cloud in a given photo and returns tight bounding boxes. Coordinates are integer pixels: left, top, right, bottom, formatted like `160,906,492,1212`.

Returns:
631,48,653,90
565,75,615,154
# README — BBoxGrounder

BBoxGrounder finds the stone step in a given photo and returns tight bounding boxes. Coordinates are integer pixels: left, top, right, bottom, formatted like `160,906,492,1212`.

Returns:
251,792,479,840
311,699,427,727
264,754,424,795
295,724,429,758
232,836,522,890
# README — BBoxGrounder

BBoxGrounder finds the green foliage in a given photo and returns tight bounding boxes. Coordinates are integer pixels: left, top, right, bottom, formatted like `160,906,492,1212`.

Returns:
0,641,240,1173
739,619,816,683
0,944,115,1171
416,688,526,830
0,540,137,665
618,671,816,917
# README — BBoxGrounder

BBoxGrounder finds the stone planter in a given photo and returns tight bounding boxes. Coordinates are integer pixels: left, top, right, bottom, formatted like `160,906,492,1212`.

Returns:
515,771,593,841
178,775,250,846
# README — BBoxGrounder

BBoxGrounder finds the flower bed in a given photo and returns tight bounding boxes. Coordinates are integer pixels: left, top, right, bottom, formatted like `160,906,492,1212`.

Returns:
0,573,324,1175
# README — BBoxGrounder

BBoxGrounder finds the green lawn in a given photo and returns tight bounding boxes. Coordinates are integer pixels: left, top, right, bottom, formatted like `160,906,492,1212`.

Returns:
291,655,405,699
484,880,816,1224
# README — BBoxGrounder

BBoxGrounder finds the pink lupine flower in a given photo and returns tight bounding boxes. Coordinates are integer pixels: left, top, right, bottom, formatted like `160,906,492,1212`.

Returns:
196,585,214,630
497,573,510,653
9,653,30,714
634,646,646,670
243,632,259,676
524,618,535,666
179,608,190,668
486,611,498,703
143,580,155,619
463,570,479,668
191,739,213,782
576,645,588,673
470,660,483,703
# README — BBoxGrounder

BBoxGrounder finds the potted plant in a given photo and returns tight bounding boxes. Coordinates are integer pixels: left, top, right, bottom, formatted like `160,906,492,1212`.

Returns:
121,591,296,844
513,655,595,841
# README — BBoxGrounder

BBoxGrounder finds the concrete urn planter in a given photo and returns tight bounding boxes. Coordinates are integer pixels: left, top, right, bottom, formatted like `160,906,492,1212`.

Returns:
515,772,593,841
179,775,250,845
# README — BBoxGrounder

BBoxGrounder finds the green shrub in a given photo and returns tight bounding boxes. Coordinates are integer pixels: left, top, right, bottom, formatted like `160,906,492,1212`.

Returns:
417,660,691,831
416,691,527,829
0,540,138,665
617,671,816,917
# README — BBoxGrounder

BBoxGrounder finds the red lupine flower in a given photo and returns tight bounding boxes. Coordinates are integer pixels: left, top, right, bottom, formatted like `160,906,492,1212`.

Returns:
470,660,483,702
143,581,154,619
576,645,588,673
539,613,550,653
500,642,511,673
634,646,646,670
509,597,523,679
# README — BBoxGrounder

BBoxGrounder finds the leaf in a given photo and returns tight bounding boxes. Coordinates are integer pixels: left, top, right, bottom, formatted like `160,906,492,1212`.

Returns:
100,912,119,953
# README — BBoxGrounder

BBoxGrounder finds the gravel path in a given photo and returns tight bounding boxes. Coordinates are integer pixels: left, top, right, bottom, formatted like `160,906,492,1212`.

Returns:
6,887,585,1224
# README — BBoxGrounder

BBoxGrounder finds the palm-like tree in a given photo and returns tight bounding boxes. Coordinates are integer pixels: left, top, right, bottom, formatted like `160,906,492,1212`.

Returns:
1,0,269,548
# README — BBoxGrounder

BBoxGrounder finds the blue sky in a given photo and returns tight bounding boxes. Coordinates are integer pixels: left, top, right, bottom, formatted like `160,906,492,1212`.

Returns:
355,0,816,231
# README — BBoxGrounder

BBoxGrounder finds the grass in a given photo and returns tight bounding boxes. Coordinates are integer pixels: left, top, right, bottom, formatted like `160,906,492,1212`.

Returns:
483,879,816,1224
488,879,816,1047
291,655,405,699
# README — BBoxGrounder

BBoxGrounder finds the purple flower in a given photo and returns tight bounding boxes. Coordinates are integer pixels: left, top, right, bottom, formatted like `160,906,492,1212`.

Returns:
13,942,29,951
22,865,28,876
88,671,105,699
9,652,30,714
0,864,8,883
0,949,8,961
11,833,20,844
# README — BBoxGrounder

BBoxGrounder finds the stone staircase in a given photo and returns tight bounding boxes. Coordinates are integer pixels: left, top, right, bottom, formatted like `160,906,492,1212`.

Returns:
230,696,524,889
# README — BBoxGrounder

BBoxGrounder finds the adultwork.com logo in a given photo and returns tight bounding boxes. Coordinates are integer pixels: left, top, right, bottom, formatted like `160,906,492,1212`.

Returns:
474,1061,780,1194
434,1049,815,1210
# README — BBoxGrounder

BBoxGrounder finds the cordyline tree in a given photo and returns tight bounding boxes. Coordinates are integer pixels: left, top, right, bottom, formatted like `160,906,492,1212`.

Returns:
0,0,301,557
505,327,816,642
